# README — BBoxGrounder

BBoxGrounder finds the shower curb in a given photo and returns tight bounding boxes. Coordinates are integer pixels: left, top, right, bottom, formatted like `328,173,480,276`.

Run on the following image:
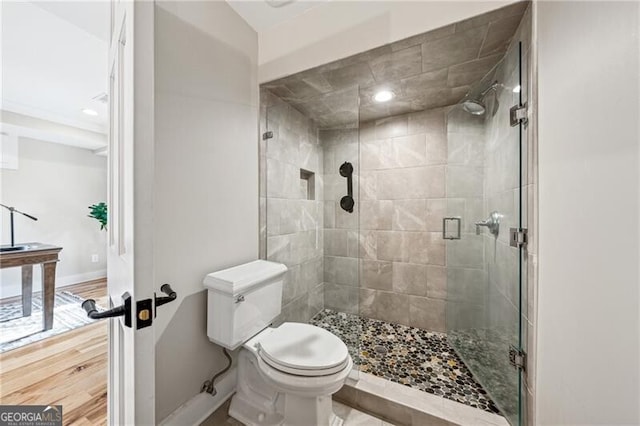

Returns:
334,372,508,426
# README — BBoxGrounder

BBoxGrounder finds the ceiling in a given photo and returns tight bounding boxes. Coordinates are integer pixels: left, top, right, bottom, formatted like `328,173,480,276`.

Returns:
262,1,528,128
1,1,109,149
226,0,328,33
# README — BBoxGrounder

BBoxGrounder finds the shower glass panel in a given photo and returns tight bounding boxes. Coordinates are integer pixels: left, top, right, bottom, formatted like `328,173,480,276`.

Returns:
445,42,526,425
262,95,326,324
261,86,362,376
316,86,362,376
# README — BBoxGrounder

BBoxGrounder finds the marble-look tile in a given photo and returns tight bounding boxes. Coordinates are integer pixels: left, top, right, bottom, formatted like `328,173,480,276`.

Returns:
308,282,325,317
425,199,446,232
447,132,485,166
324,200,336,229
409,296,446,332
281,293,310,323
360,259,393,291
383,134,428,168
401,68,448,98
447,234,484,268
322,61,376,90
267,234,292,265
425,131,448,165
332,401,384,426
369,45,423,82
324,229,348,256
392,262,428,296
421,25,487,73
359,289,410,326
375,116,408,139
376,232,444,266
352,230,377,260
392,199,428,231
324,256,359,286
426,265,447,300
479,14,523,58
447,54,503,87
282,264,301,305
446,165,484,197
360,200,393,230
324,283,359,314
359,171,378,200
336,205,359,229
377,166,445,200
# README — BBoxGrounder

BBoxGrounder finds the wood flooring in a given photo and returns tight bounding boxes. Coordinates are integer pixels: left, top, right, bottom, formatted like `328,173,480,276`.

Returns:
0,279,108,425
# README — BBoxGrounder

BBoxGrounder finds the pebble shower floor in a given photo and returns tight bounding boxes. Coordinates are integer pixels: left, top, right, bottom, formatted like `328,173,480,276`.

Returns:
310,309,501,414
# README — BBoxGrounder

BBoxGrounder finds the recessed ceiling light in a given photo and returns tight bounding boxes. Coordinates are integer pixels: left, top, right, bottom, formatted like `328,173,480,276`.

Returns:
373,90,394,103
82,108,98,116
512,85,521,93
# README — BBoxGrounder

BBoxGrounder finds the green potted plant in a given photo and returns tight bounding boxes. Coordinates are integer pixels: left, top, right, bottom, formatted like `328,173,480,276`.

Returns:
88,202,108,230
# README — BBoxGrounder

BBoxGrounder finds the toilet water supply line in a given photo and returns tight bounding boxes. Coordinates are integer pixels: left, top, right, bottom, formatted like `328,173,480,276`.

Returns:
202,347,233,395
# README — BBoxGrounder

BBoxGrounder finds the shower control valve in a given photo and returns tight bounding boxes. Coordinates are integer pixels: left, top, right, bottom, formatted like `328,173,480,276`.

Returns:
475,211,503,237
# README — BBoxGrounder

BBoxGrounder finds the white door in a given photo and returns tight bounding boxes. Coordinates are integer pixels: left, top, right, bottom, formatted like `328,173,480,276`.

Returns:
107,1,155,424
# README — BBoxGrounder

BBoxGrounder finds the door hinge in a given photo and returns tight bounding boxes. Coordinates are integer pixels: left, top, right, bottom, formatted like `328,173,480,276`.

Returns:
510,102,528,127
262,131,273,140
509,345,527,371
510,227,528,248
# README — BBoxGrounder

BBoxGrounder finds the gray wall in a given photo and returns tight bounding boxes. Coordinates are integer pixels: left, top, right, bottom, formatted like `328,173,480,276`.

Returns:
0,138,107,297
152,2,259,421
536,1,639,424
261,90,324,324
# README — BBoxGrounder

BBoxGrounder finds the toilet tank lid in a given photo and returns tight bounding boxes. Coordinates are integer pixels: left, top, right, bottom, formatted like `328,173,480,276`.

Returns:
203,260,287,295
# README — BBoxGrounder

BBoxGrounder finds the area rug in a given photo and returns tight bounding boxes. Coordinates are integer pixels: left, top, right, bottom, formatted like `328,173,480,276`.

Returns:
0,291,104,353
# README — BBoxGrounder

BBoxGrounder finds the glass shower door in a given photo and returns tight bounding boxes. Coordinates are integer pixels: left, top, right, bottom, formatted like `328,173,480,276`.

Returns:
445,42,526,425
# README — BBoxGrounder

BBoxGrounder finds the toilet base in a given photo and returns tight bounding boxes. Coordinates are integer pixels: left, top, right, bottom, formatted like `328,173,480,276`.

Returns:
229,349,346,426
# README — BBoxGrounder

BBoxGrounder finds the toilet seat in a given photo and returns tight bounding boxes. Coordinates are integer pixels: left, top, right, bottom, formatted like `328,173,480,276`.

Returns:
257,322,350,377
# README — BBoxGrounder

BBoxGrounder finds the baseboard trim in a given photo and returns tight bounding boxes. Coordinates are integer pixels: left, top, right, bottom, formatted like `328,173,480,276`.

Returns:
56,270,107,288
159,368,236,426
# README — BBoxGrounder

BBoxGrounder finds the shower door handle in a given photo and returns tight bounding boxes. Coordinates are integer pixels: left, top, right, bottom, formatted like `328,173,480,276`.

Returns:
442,217,461,240
339,162,354,213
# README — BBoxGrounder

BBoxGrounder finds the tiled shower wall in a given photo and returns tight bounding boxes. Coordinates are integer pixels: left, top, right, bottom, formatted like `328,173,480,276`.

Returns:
322,128,360,315
260,90,325,323
444,107,487,334
355,111,449,330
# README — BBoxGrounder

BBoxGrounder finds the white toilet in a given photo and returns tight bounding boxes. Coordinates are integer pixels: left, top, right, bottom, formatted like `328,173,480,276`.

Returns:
204,260,353,426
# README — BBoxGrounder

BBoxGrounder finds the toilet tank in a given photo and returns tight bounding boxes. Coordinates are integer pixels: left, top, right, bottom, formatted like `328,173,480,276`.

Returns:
204,260,287,350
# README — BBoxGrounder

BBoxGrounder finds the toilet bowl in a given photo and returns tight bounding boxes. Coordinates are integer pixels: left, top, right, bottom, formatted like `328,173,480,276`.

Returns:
230,322,352,426
204,261,352,426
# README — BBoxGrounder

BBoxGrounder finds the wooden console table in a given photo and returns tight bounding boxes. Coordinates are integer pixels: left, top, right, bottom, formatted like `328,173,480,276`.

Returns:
0,243,63,331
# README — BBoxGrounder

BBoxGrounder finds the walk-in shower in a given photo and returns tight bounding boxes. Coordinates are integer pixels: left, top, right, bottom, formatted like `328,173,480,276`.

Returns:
259,2,534,425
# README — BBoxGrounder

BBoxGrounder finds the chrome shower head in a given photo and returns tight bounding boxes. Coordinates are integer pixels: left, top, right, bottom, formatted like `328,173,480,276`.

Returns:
462,99,486,115
462,81,499,116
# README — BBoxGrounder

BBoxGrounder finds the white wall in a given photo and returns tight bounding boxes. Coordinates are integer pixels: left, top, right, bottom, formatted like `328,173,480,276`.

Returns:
536,2,640,424
0,138,107,298
152,1,258,421
258,0,523,82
